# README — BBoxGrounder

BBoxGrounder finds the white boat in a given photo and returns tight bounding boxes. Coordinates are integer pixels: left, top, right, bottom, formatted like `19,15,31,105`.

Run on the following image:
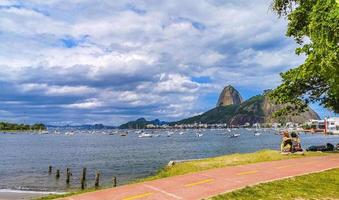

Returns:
38,130,49,134
196,133,203,137
226,128,232,132
167,131,174,137
254,132,262,136
65,131,74,136
229,133,240,138
120,131,128,136
179,131,185,135
138,132,153,138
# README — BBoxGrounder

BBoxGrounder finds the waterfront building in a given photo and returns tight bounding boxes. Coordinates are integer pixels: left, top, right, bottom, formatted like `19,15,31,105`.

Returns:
326,117,339,135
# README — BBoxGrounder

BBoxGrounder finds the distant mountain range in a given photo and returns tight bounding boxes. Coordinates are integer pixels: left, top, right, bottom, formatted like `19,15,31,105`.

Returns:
47,124,116,129
119,118,168,129
119,85,320,128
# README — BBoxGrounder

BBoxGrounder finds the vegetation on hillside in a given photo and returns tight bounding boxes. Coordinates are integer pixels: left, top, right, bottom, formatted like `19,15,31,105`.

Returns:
119,118,167,129
175,104,240,124
237,95,265,116
270,0,339,116
0,122,46,131
212,168,339,200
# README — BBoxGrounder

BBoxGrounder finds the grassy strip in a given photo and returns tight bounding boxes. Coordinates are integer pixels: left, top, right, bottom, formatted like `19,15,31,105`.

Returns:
35,149,332,200
211,168,339,200
138,149,330,182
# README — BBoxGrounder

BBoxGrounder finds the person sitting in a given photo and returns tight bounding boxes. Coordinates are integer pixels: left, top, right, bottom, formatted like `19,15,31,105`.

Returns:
290,132,303,153
281,131,292,153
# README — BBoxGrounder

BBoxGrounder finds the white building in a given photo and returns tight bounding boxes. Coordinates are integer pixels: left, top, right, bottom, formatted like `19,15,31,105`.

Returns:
326,117,339,135
307,119,325,129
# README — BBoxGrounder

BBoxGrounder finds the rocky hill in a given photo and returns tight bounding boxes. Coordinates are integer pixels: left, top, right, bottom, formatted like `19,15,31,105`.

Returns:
216,85,243,106
175,86,320,125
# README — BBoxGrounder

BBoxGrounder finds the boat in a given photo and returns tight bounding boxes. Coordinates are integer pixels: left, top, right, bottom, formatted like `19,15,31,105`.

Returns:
254,132,262,136
179,131,185,135
167,131,174,137
120,131,128,136
65,131,74,136
138,132,153,138
196,133,203,137
229,133,240,138
38,130,49,134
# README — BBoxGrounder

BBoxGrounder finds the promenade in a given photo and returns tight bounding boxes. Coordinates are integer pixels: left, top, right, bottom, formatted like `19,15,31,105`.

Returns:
62,155,339,200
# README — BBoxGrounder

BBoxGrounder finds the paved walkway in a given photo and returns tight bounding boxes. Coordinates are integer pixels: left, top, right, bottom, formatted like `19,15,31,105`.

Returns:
62,155,339,200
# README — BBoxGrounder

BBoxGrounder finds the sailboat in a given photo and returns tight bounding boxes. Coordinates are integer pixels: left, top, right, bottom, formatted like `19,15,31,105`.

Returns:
254,123,262,136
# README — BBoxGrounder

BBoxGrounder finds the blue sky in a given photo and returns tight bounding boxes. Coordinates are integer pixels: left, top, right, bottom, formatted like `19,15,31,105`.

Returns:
0,0,332,125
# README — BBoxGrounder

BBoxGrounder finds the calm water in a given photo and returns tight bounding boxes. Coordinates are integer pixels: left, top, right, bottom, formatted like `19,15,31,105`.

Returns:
0,129,338,192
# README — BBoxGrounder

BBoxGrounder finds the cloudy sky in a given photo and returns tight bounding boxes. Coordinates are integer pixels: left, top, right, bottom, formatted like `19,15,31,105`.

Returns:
0,0,330,125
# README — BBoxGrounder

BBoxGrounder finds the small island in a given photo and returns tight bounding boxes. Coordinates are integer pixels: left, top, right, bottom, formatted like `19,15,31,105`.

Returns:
0,122,46,132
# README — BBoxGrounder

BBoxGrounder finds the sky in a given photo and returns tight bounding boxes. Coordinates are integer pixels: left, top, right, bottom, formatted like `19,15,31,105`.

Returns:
0,0,331,125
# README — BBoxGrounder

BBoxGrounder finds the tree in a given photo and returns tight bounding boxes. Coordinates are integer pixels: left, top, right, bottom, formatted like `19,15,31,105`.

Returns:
269,0,339,116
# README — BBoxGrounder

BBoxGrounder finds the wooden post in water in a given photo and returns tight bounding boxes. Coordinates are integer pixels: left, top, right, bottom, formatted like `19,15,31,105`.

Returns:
82,168,87,181
48,166,52,174
95,171,100,188
56,169,60,179
80,177,85,189
80,168,86,189
112,176,117,187
66,168,71,184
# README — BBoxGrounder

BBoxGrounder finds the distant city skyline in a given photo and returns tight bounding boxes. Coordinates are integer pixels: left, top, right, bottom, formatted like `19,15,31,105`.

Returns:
0,0,335,125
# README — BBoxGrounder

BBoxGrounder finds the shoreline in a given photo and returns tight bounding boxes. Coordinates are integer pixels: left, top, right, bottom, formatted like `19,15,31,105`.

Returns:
3,150,336,200
0,189,65,200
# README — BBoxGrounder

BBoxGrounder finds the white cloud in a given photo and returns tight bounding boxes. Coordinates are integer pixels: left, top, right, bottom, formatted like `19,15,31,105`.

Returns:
20,83,97,96
0,0,309,124
63,99,103,109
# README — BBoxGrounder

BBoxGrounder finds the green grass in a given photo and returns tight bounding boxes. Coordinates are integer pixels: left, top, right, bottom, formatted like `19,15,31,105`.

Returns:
138,149,330,182
35,149,332,200
212,168,339,200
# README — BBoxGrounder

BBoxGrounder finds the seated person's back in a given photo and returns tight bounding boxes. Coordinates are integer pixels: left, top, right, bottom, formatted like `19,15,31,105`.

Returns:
281,131,292,152
291,132,303,152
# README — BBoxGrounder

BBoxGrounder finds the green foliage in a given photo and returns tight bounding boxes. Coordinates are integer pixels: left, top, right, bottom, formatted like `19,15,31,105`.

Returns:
0,122,46,131
270,0,339,116
237,95,265,116
175,95,268,125
175,104,239,124
119,118,148,129
212,168,339,200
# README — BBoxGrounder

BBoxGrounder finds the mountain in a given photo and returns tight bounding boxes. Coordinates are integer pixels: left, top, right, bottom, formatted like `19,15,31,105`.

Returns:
46,124,116,129
119,118,168,129
176,86,320,125
216,85,243,106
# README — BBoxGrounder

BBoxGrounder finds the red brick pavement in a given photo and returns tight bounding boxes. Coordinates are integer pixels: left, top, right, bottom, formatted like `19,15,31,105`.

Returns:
62,155,339,200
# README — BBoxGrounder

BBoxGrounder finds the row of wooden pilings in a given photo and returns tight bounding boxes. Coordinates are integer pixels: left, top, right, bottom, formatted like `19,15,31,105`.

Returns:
49,166,117,189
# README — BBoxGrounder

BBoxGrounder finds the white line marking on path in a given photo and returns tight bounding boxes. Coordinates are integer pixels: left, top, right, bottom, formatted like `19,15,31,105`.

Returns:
144,184,183,200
